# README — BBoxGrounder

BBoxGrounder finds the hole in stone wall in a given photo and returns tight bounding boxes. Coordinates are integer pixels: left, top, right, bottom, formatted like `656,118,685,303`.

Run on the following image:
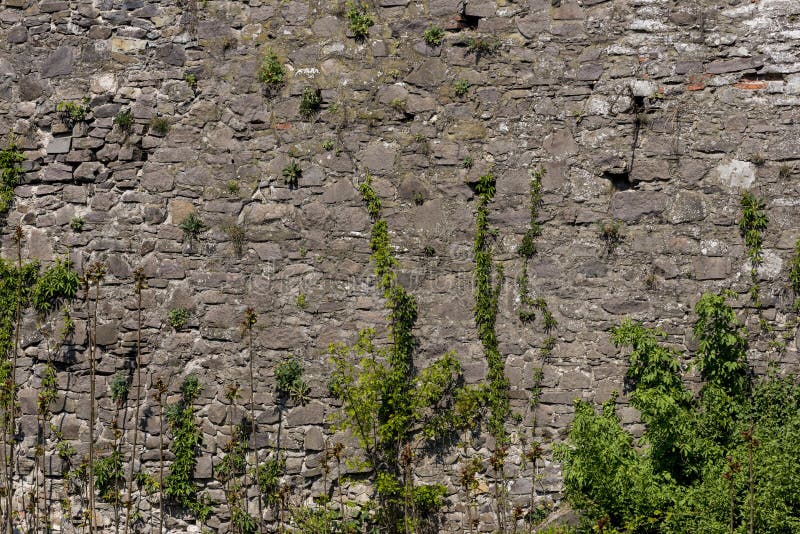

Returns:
603,170,632,191
745,73,785,82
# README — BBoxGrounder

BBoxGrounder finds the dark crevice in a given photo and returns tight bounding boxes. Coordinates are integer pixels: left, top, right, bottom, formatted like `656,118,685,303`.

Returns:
602,170,632,191
747,72,785,81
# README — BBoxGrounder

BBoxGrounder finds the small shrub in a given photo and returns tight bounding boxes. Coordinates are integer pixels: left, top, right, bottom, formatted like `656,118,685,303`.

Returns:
321,139,335,151
224,224,245,257
296,293,307,309
282,160,302,188
149,117,171,136
114,110,133,132
598,220,623,253
226,180,239,194
109,373,130,406
69,216,85,232
453,79,470,97
257,49,285,88
346,2,374,41
779,164,793,180
464,36,500,59
56,98,91,125
462,155,474,169
168,308,189,330
275,355,309,404
413,191,425,206
299,87,322,118
179,213,207,243
423,245,436,257
184,73,197,89
423,26,445,46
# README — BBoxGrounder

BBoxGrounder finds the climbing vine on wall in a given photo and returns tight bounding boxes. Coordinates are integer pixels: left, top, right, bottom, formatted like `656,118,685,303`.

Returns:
327,174,464,533
472,172,509,444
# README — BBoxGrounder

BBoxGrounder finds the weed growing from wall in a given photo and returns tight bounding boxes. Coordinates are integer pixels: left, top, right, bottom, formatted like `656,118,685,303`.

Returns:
345,3,374,41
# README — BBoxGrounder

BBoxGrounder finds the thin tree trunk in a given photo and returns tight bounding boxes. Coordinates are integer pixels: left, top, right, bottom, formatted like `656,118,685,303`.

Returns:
157,379,166,534
247,318,263,533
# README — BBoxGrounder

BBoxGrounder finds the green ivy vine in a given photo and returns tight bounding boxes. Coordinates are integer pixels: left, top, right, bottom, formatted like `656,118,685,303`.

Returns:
0,140,24,216
164,375,211,522
472,172,509,444
739,191,768,306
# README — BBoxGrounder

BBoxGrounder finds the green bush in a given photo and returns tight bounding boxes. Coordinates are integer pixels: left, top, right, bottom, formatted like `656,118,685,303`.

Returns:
556,292,800,532
258,49,285,88
299,87,322,118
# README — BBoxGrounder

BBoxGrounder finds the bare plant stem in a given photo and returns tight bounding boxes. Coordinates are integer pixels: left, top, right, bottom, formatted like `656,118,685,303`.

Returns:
156,378,166,534
125,270,145,534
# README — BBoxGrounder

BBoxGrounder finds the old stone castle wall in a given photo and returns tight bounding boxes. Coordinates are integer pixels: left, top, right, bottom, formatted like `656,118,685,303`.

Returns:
1,0,800,531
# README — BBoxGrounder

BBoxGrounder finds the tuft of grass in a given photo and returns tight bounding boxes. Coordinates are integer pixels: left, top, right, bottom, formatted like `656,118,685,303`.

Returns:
114,110,133,132
453,79,469,97
149,117,171,136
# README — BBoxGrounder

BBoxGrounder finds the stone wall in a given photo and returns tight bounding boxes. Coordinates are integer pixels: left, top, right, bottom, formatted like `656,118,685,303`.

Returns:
1,0,800,531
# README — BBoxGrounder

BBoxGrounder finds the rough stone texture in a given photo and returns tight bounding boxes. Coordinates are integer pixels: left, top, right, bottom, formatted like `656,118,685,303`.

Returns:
1,0,800,532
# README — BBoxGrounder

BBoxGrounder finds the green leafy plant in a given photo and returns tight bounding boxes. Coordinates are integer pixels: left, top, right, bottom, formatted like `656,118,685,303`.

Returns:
423,26,445,46
739,191,768,306
178,213,207,249
462,155,474,169
454,79,470,97
790,239,800,311
184,73,198,90
149,117,171,136
296,293,308,310
257,49,285,88
346,2,374,41
164,375,210,520
322,139,335,151
56,98,91,125
275,355,309,405
226,180,240,194
168,307,189,330
556,292,800,532
517,168,544,259
328,175,466,532
0,140,24,216
94,450,124,503
30,258,80,317
299,87,322,118
114,109,134,132
282,160,302,188
69,216,85,232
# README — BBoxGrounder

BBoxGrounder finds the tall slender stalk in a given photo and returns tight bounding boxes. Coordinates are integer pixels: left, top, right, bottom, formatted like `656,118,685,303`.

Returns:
124,268,146,534
86,261,106,534
243,308,260,531
6,226,24,533
155,377,167,534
